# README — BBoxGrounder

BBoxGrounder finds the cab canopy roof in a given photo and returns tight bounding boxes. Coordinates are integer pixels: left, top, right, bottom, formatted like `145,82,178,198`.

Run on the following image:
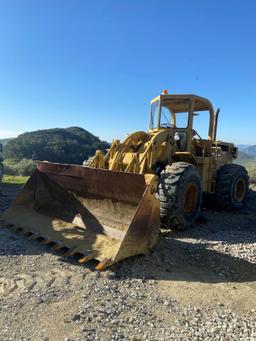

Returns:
151,94,214,113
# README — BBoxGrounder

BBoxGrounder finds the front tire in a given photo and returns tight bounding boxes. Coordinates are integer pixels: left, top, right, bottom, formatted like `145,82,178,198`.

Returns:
158,162,202,229
215,164,249,209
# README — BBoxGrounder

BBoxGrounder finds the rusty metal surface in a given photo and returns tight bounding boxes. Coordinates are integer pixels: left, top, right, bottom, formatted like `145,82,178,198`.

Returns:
3,162,160,269
37,162,147,203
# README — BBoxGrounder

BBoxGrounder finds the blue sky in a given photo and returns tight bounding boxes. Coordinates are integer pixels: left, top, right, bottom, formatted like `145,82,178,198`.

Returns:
0,0,255,144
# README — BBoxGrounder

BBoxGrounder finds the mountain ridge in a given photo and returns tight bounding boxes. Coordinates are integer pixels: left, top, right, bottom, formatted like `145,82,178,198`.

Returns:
237,144,256,156
3,126,110,164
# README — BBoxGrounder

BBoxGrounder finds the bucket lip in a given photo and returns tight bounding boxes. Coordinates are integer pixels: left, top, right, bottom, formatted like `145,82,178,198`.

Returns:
35,161,158,194
36,160,148,179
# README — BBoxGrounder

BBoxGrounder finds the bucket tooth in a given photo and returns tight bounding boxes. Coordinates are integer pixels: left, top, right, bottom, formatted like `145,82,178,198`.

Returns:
78,253,95,264
28,234,40,240
16,229,23,234
95,258,112,271
64,248,78,257
14,227,23,233
24,232,33,237
41,239,52,245
52,243,65,251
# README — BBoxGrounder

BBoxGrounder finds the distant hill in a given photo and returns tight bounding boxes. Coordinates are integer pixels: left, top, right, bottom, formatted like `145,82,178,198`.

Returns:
242,145,256,157
233,150,256,182
3,127,110,164
237,144,250,150
237,144,256,157
236,151,256,165
0,138,14,146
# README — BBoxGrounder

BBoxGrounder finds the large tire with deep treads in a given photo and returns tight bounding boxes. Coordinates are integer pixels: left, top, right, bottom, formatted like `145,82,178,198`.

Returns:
158,162,202,229
215,164,249,209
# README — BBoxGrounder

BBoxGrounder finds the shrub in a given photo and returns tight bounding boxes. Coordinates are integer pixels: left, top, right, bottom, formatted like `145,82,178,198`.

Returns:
247,163,256,184
3,159,36,176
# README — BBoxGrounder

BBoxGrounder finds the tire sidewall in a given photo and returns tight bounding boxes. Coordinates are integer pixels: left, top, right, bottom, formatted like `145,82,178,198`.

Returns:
158,162,202,229
175,168,202,227
215,164,249,210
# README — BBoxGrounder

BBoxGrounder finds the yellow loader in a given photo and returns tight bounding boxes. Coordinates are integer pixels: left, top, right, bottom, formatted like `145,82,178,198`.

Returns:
2,91,249,269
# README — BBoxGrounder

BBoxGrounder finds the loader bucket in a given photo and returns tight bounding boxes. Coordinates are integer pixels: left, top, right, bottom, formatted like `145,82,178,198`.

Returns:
2,161,159,269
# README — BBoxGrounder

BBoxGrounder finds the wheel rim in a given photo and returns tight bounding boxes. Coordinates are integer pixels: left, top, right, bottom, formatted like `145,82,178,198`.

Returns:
234,177,246,203
184,182,198,213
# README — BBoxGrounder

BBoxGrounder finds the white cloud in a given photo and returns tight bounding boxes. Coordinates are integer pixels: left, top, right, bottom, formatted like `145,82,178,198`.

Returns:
0,130,21,139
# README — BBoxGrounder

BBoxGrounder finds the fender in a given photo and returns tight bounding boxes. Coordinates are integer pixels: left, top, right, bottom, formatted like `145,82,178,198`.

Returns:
173,152,198,168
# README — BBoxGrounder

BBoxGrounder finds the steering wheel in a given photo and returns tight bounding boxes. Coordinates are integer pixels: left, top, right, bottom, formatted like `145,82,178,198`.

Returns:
192,129,202,140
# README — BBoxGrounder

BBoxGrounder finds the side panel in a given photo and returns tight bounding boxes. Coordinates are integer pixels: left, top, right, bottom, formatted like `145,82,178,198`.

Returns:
195,157,213,192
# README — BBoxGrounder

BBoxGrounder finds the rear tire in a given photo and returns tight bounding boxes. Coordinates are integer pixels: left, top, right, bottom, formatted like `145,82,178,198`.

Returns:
215,164,248,209
158,162,202,229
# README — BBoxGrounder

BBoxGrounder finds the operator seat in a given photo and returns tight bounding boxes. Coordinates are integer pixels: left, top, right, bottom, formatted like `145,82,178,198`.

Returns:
174,132,186,151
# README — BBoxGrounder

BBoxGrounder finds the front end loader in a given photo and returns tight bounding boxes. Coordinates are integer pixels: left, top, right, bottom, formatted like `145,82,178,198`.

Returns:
3,162,159,269
2,90,249,269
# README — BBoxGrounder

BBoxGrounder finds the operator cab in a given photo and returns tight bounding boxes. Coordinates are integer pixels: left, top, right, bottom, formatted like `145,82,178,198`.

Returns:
149,90,217,154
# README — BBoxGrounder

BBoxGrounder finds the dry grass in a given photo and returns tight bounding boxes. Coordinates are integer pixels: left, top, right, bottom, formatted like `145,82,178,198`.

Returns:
2,175,28,185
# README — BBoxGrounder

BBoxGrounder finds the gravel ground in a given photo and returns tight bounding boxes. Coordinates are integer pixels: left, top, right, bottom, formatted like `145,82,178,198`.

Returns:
0,182,255,340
